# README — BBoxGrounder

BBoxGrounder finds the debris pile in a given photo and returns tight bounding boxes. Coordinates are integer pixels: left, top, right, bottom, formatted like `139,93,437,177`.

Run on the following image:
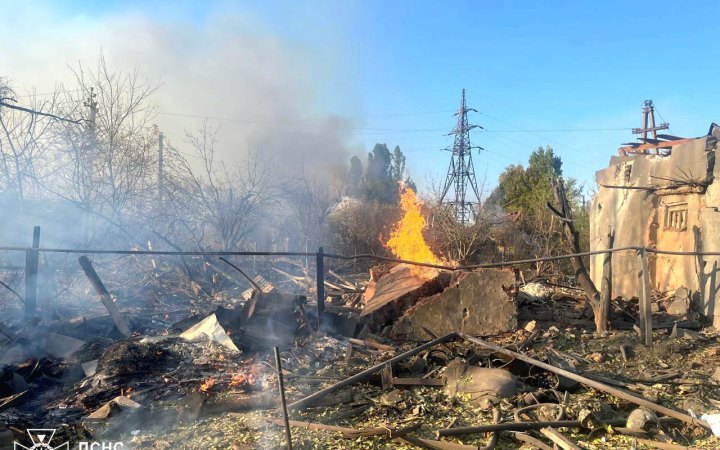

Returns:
0,253,719,450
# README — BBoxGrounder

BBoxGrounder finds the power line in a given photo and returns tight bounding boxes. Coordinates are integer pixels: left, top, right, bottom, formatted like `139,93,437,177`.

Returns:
486,127,631,133
479,111,609,162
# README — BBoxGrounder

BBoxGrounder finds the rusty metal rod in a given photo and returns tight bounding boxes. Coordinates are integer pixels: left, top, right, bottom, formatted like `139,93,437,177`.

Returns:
437,420,588,437
287,332,458,410
458,333,711,430
219,257,262,291
274,347,292,450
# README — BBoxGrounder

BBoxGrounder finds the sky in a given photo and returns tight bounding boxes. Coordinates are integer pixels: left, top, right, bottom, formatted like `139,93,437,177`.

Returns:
2,0,720,199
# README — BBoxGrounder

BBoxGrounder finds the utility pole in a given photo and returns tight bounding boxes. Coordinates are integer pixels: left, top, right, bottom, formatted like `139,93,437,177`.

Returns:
84,87,98,141
83,87,98,172
632,100,669,153
439,89,483,225
158,131,164,207
82,87,98,247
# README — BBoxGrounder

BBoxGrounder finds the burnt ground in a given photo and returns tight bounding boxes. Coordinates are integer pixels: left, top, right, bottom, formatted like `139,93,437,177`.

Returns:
1,263,719,450
105,327,720,449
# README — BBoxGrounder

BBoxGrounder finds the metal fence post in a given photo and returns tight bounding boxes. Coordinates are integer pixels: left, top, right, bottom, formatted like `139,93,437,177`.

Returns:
24,226,40,319
637,248,653,347
316,246,325,330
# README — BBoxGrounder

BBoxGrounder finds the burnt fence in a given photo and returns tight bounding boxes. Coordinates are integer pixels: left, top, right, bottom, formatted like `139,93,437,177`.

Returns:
3,225,720,346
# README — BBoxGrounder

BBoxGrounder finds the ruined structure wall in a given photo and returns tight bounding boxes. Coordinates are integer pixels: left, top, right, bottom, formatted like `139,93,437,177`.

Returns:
590,138,712,311
699,137,720,323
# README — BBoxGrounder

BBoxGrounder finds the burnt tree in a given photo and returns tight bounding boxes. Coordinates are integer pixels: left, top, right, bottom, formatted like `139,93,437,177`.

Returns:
548,178,608,335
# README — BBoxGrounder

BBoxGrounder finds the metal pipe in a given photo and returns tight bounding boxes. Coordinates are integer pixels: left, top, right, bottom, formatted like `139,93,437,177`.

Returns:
274,347,292,450
218,257,262,291
316,247,325,330
438,420,587,437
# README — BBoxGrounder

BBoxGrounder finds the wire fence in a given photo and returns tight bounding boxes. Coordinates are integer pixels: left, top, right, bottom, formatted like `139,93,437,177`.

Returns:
1,229,718,348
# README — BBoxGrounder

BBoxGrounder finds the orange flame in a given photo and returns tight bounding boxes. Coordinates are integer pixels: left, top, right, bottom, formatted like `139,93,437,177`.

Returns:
385,185,441,276
200,378,216,392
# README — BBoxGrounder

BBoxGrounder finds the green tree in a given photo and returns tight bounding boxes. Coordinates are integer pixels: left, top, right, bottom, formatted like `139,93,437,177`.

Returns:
390,145,406,181
362,143,399,203
487,146,586,274
348,155,363,196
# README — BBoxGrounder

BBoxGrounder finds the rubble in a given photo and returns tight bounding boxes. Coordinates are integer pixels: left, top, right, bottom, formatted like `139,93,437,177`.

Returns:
178,313,239,352
360,263,451,328
443,359,518,404
0,253,719,450
392,269,517,339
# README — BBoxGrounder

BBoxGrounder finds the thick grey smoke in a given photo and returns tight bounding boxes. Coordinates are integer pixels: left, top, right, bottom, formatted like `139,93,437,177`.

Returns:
0,3,355,176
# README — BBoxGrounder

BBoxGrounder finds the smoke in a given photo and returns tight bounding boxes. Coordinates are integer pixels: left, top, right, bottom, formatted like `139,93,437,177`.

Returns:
0,2,355,176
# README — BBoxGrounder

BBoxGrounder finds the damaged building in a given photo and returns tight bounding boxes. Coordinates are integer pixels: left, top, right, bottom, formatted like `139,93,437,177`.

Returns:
590,122,720,326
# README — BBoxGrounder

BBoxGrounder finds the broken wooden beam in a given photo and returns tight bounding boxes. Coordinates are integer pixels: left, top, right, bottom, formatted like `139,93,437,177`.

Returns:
514,432,554,450
395,436,481,450
392,377,444,387
287,332,457,410
348,338,395,352
78,256,131,337
540,427,581,450
458,333,710,430
24,225,40,318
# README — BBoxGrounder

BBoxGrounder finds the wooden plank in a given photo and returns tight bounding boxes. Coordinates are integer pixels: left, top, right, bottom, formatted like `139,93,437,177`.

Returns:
361,264,439,317
540,426,582,450
619,137,695,154
348,338,395,352
78,256,131,337
24,226,40,318
392,377,444,387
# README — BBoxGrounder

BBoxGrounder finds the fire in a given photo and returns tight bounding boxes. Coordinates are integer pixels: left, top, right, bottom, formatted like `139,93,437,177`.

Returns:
385,185,442,276
199,378,216,392
229,373,249,388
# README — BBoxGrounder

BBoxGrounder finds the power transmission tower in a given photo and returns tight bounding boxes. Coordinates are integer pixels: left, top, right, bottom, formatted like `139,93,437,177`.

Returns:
440,89,483,224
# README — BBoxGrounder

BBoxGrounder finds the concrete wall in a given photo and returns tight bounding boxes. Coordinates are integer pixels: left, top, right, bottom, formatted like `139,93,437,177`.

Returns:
590,135,718,322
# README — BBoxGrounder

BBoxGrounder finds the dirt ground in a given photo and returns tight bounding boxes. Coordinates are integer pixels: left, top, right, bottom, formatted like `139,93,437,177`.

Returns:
118,326,720,450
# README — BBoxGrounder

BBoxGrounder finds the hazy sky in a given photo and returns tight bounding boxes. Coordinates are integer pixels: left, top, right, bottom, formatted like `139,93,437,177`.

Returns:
2,0,720,197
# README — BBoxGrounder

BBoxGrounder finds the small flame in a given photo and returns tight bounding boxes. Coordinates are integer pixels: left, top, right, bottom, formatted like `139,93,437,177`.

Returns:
200,378,216,392
229,373,249,388
385,185,441,276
